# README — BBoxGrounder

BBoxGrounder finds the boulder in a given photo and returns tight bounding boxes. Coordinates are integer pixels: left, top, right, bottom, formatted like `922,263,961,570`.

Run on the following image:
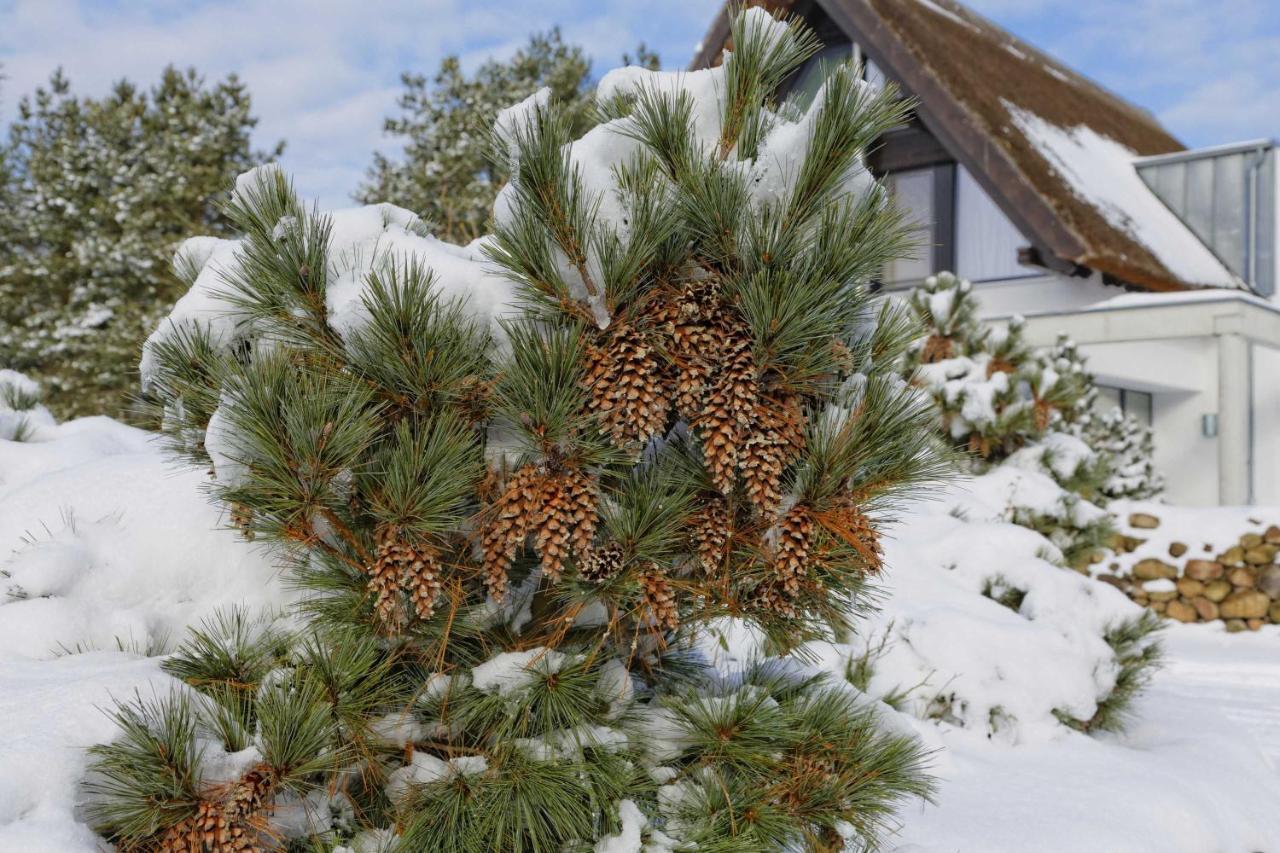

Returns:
1245,545,1277,565
1129,512,1160,529
1165,599,1197,623
1183,559,1223,581
1203,580,1232,603
1258,566,1280,599
1264,524,1280,545
1240,532,1264,549
1269,601,1280,622
1220,590,1270,620
1227,566,1257,588
1191,597,1219,621
1149,600,1167,614
1168,542,1188,558
1133,559,1177,581
1147,588,1178,603
1175,578,1205,598
1225,618,1248,633
1247,618,1266,631
1220,545,1245,567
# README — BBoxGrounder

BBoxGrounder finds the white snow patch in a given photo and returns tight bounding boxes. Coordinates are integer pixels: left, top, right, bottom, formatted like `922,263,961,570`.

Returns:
1006,103,1240,289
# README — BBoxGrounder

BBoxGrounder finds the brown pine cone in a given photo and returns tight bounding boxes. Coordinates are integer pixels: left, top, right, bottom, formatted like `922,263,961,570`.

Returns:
579,541,625,583
640,568,679,631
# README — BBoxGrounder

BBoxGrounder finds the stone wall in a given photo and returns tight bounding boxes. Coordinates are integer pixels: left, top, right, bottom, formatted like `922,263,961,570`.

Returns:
1097,512,1280,631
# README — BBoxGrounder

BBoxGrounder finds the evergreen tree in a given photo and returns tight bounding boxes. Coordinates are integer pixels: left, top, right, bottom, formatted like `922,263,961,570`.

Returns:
90,11,948,850
904,273,1116,568
0,67,281,418
358,31,658,244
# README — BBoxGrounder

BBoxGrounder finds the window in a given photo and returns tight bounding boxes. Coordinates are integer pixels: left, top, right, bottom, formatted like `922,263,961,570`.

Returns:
954,166,1039,282
883,169,935,284
1136,144,1276,296
881,164,955,286
1096,385,1153,427
786,42,853,110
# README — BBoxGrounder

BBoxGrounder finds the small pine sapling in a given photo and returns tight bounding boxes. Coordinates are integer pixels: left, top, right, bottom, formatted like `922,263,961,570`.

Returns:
94,10,948,850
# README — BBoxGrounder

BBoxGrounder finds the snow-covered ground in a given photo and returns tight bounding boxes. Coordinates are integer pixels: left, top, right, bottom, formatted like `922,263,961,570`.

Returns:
2,413,1278,851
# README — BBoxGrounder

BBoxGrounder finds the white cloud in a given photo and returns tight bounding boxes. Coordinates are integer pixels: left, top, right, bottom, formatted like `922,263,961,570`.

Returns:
0,0,720,208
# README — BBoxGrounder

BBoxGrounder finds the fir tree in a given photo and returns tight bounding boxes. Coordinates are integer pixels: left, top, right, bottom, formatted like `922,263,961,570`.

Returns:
0,67,281,418
93,10,947,850
358,30,658,244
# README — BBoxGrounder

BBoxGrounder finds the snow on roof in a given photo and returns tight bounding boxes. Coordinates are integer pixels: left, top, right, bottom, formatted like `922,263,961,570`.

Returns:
1006,104,1243,291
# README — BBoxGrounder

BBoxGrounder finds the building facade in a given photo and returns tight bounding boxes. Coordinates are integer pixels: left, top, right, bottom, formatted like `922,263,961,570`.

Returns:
694,0,1280,506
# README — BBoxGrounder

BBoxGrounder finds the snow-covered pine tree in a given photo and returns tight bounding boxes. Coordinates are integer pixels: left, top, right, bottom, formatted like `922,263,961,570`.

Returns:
1083,408,1164,501
0,67,280,419
905,273,1116,568
89,10,947,851
358,31,658,244
906,271,1039,463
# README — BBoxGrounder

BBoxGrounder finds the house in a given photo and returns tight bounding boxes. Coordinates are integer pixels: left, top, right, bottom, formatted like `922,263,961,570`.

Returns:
692,0,1280,507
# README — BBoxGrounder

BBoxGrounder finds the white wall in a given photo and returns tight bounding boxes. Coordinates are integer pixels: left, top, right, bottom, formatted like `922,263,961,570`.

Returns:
972,271,1119,317
1070,337,1219,506
1252,343,1280,504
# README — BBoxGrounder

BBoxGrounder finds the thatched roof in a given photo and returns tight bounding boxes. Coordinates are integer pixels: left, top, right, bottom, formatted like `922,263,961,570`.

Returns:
691,0,1241,291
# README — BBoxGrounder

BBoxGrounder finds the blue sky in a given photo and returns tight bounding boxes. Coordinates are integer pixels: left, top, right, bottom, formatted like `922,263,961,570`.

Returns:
2,0,1277,210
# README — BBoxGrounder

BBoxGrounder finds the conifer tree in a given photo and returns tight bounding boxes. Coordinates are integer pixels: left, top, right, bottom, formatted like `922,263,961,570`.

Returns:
359,31,658,244
0,67,281,418
904,273,1115,568
92,11,946,850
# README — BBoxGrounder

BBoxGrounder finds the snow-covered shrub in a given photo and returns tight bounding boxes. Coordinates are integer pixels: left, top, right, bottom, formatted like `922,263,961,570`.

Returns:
90,11,948,850
0,369,55,441
1079,408,1164,501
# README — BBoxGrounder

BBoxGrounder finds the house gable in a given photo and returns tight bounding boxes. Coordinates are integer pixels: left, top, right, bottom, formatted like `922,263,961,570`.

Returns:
691,0,1241,292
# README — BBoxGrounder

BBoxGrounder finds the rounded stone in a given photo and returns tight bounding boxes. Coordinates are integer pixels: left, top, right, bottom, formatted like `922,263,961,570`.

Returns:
1269,601,1280,622
1175,577,1205,598
1225,618,1248,633
1165,599,1197,623
1191,597,1219,621
1133,559,1177,581
1203,580,1232,603
1147,588,1178,603
1168,542,1188,558
1220,590,1270,620
1220,545,1245,567
1128,512,1161,529
1244,545,1277,565
1264,524,1280,545
1247,618,1266,631
1149,600,1167,614
1183,559,1224,581
1258,566,1280,600
1240,532,1264,549
1227,566,1257,588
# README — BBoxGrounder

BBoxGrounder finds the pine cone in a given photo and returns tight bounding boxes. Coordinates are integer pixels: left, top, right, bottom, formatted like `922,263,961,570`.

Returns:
741,394,804,516
584,323,670,447
534,466,598,583
774,504,814,596
698,322,758,495
366,541,404,632
579,541,624,583
640,567,679,631
692,497,730,575
920,333,954,364
157,764,276,852
480,464,545,601
825,497,883,574
369,525,443,623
